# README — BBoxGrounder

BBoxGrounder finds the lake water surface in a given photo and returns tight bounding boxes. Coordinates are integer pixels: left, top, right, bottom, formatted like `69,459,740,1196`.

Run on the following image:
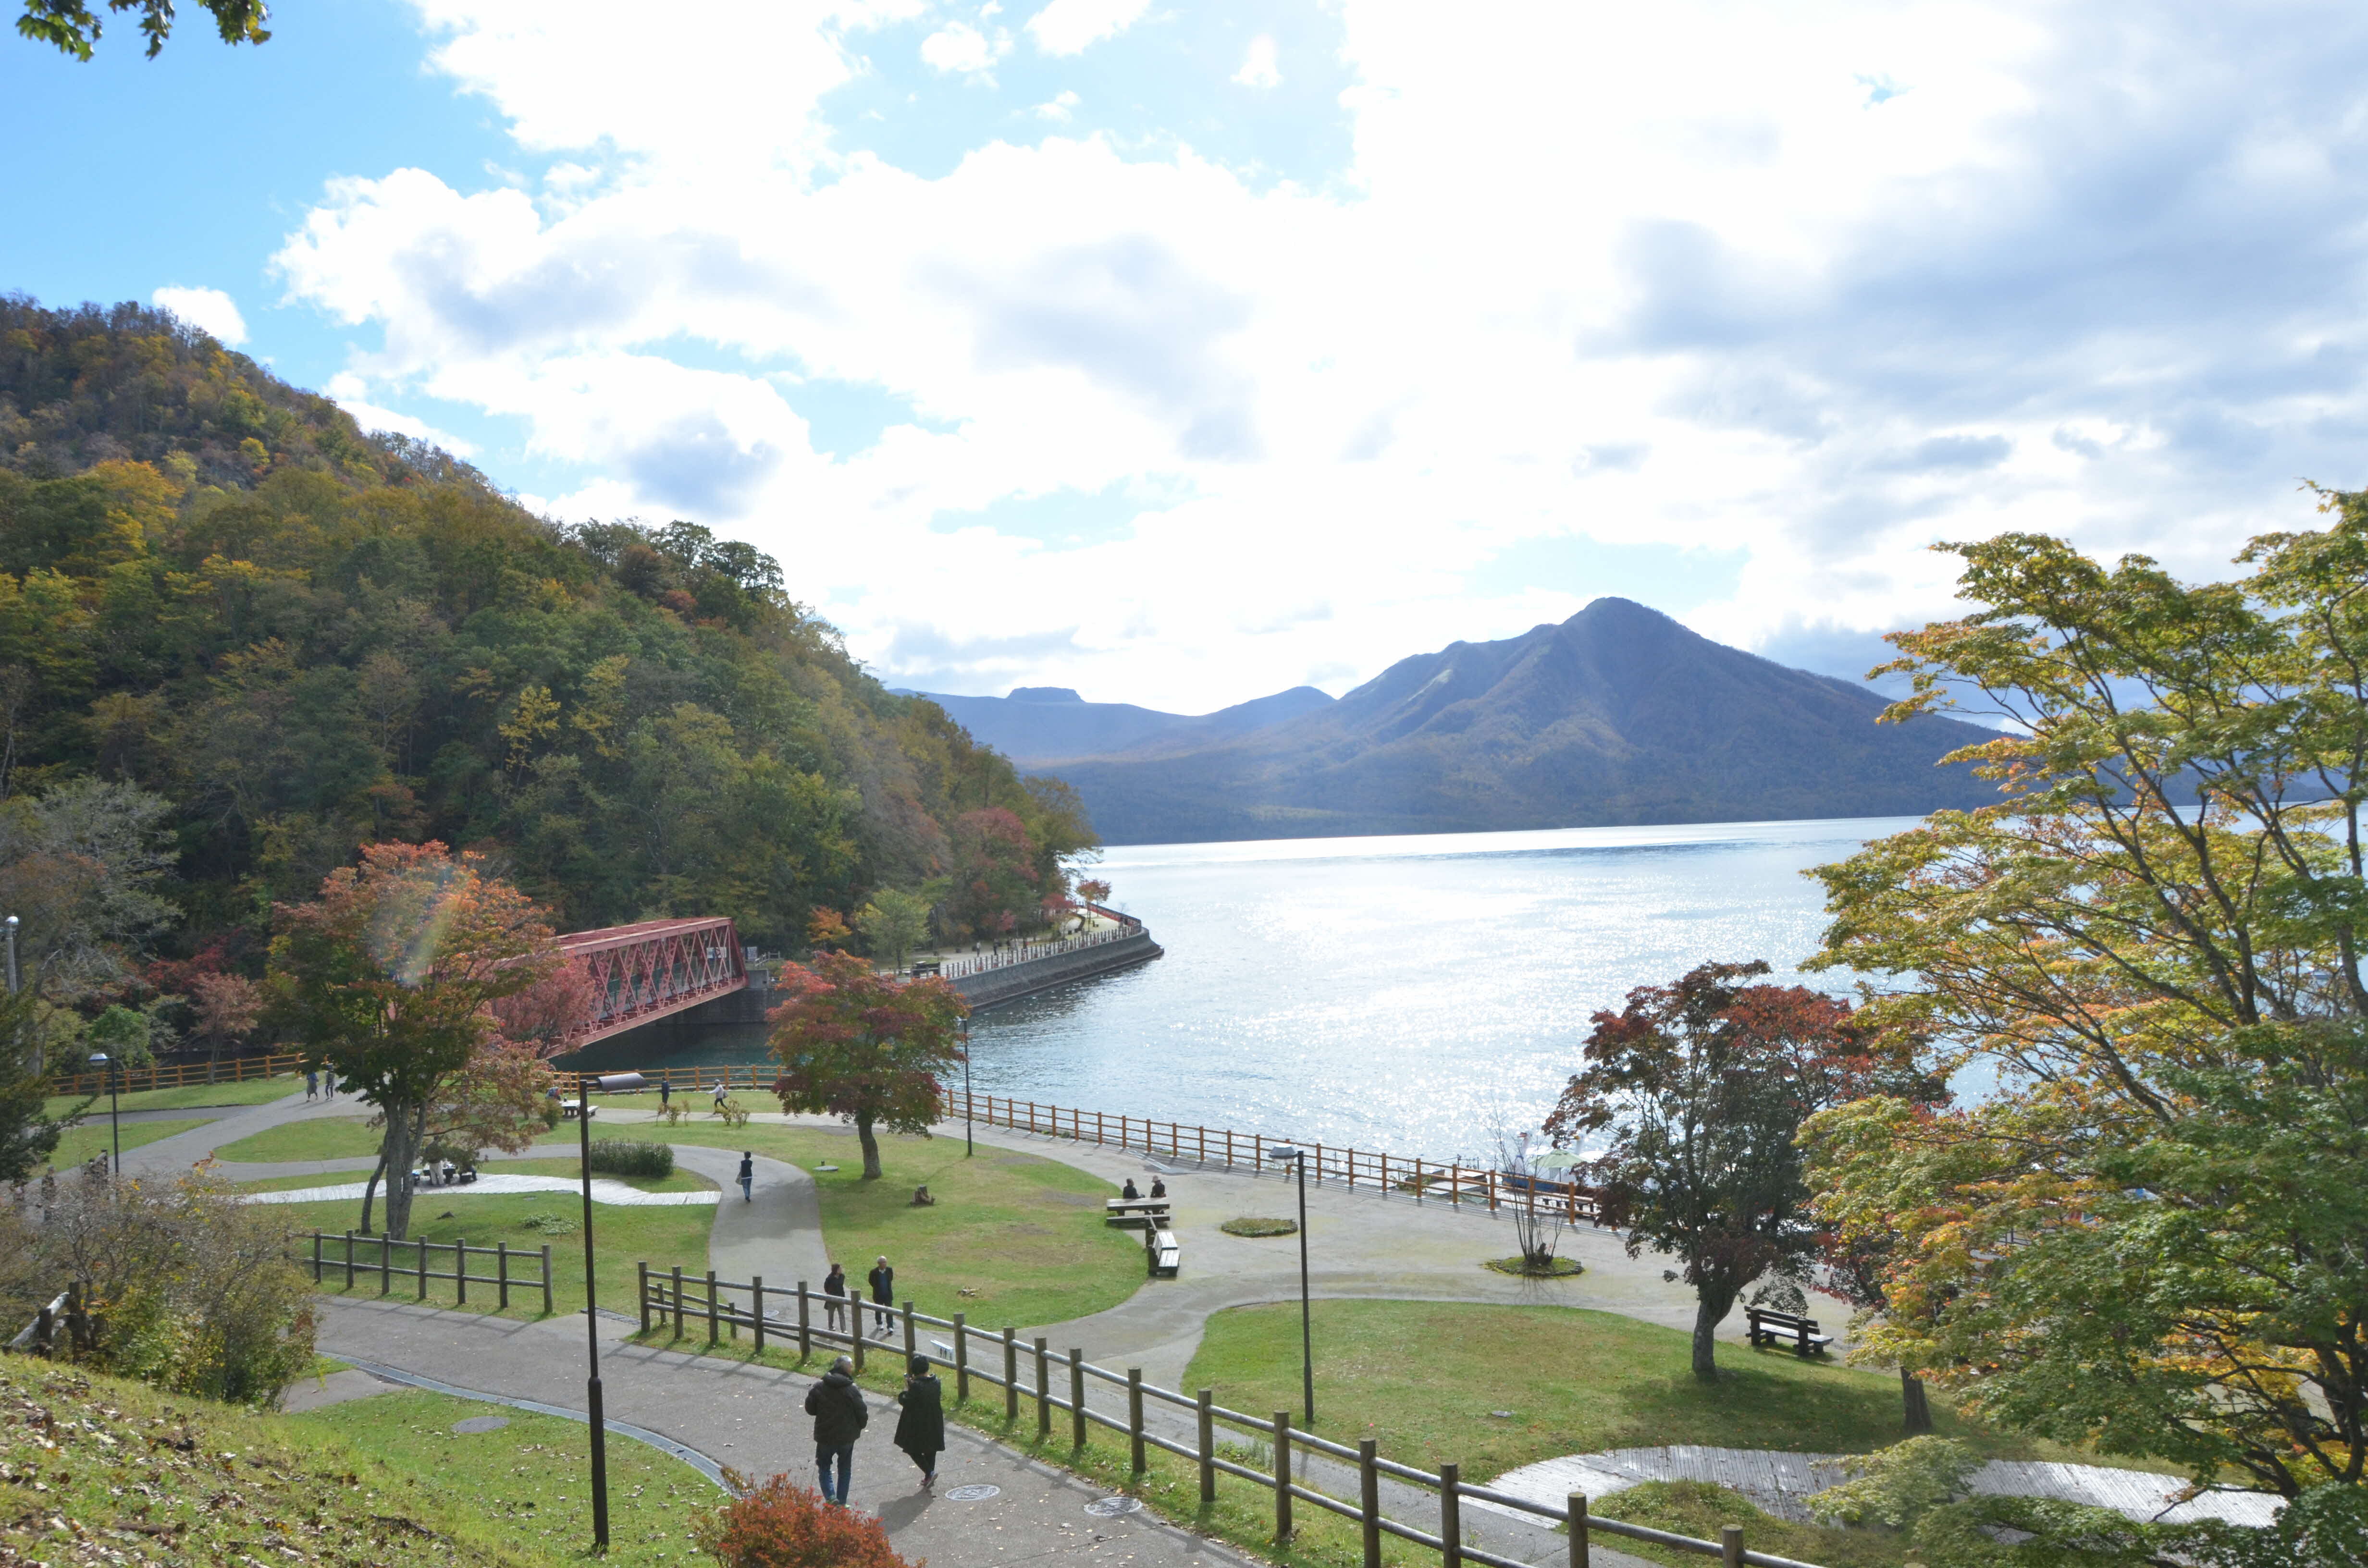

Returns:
588,814,1919,1163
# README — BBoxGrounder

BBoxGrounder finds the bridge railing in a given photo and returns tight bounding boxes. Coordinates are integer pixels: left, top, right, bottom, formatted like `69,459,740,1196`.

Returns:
925,922,1141,980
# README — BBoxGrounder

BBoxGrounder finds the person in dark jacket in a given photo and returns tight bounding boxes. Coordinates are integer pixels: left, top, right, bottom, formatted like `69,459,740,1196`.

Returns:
1149,1177,1167,1199
894,1354,945,1488
867,1256,895,1335
804,1356,867,1505
736,1151,754,1202
823,1262,848,1334
1122,1179,1140,1200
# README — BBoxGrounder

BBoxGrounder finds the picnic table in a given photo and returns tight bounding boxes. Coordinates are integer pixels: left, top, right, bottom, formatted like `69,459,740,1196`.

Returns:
1105,1197,1171,1229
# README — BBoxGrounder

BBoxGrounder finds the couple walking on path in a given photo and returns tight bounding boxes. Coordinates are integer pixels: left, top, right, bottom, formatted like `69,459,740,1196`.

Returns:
803,1354,944,1504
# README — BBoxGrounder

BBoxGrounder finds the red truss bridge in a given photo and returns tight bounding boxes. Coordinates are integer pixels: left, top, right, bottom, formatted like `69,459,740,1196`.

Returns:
557,916,747,1047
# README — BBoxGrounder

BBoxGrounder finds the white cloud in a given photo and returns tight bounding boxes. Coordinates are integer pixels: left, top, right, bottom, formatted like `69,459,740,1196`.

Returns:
272,0,2368,711
323,372,478,455
1024,0,1147,56
151,286,247,345
1232,35,1279,88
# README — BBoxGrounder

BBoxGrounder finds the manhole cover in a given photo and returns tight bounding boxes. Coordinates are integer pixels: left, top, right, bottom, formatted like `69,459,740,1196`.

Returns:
944,1484,1000,1502
452,1416,510,1434
1084,1495,1143,1517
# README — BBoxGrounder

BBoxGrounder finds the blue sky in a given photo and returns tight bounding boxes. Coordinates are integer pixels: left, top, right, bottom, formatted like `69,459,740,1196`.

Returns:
9,0,2368,712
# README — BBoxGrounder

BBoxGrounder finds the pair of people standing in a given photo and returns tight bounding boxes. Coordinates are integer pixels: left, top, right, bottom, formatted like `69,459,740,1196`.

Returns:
821,1257,897,1335
802,1353,945,1504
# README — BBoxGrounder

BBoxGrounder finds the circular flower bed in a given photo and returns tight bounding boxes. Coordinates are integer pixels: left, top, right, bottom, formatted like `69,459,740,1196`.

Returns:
1482,1255,1584,1278
1221,1216,1299,1237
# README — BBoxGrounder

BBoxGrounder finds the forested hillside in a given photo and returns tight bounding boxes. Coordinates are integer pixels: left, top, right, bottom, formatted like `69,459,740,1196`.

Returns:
0,296,1093,1005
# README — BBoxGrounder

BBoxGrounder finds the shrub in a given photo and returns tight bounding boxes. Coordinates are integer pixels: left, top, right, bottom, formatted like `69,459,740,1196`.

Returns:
695,1473,917,1568
1220,1216,1296,1237
587,1138,673,1178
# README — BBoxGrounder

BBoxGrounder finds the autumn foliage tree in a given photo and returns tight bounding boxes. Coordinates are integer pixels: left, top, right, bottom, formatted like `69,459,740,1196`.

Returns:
1544,959,1927,1382
268,842,568,1239
767,949,967,1179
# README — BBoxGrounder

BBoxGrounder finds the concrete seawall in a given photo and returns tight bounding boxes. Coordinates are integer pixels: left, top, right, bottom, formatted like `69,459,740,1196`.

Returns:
949,929,1164,1010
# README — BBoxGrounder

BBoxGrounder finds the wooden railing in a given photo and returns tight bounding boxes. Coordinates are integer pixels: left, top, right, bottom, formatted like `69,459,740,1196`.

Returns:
51,1052,305,1099
633,1267,1822,1568
299,1229,554,1314
959,1092,1603,1226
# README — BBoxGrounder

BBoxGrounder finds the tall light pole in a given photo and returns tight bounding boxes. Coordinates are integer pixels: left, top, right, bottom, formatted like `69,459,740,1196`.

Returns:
961,1023,973,1158
577,1071,614,1552
1270,1145,1315,1425
90,1053,120,1175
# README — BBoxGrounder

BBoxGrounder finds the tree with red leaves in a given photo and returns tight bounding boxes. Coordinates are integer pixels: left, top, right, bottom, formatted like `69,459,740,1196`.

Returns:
767,949,968,1180
1543,958,1932,1382
694,1473,918,1568
945,807,1039,941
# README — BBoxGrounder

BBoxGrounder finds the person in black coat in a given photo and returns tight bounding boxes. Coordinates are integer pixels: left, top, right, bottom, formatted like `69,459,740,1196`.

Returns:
822,1262,848,1334
1122,1179,1140,1200
803,1356,867,1504
895,1354,945,1489
868,1255,895,1335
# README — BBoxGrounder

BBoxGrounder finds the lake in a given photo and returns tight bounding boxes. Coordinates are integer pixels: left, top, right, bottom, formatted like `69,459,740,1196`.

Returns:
575,814,1921,1163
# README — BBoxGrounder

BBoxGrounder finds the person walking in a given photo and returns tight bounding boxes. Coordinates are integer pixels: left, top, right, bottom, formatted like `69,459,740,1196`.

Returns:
895,1355,945,1489
305,1070,319,1102
711,1080,728,1114
867,1255,894,1335
737,1150,754,1203
803,1355,867,1505
321,1069,336,1101
659,1078,671,1112
823,1262,848,1335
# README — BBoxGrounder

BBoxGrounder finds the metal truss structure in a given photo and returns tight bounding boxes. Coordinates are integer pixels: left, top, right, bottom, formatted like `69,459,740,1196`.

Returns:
558,916,747,1047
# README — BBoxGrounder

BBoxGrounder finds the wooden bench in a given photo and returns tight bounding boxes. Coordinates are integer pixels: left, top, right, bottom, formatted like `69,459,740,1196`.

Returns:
1746,1307,1833,1356
1146,1227,1181,1278
1106,1198,1171,1229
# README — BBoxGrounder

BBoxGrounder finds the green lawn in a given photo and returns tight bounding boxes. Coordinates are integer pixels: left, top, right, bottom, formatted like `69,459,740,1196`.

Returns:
284,1388,720,1566
42,1073,299,1119
540,1121,1144,1328
1594,1480,1907,1568
232,1163,712,1196
216,1115,386,1162
44,1115,210,1170
1184,1300,2068,1478
278,1191,715,1319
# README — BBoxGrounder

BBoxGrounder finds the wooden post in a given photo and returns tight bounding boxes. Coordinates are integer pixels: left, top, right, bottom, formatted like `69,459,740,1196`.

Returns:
497,1242,509,1310
1440,1463,1462,1568
1415,1158,1424,1204
1488,1168,1499,1213
639,1262,651,1334
671,1265,685,1338
954,1314,969,1402
1096,1110,1104,1145
1069,1348,1086,1448
417,1237,428,1299
311,1232,321,1282
541,1244,552,1315
1358,1438,1381,1568
379,1236,391,1296
1035,1337,1051,1438
1127,1368,1146,1472
1722,1525,1743,1568
344,1231,355,1289
797,1282,811,1359
1226,1129,1234,1168
752,1276,765,1353
1003,1328,1019,1422
1197,1390,1216,1502
1273,1411,1293,1539
853,1309,865,1374
1451,1162,1461,1205
1569,1493,1588,1568
903,1300,916,1362
456,1240,467,1306
706,1270,719,1344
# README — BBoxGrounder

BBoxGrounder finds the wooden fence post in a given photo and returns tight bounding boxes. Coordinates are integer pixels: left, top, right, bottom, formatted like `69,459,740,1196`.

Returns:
1358,1439,1381,1568
1127,1368,1146,1472
706,1270,719,1344
1069,1348,1086,1448
1273,1412,1293,1539
541,1244,552,1316
1002,1328,1019,1422
1440,1462,1461,1568
954,1314,968,1401
416,1237,427,1299
378,1236,391,1296
456,1240,468,1306
853,1309,865,1374
903,1300,916,1362
797,1282,811,1359
497,1242,509,1310
752,1276,765,1353
1197,1390,1215,1503
671,1265,684,1338
1722,1525,1743,1568
343,1231,355,1289
1569,1493,1588,1568
1035,1337,1050,1439
311,1231,321,1282
638,1262,651,1334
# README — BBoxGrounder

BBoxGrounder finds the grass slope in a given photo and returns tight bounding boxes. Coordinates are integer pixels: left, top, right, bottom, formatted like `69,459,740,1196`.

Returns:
544,1121,1144,1327
42,1075,298,1119
215,1117,386,1163
43,1117,210,1170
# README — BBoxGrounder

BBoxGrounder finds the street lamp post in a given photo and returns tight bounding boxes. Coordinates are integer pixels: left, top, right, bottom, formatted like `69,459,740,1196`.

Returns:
1270,1145,1315,1425
577,1071,613,1552
962,1023,973,1158
89,1053,120,1175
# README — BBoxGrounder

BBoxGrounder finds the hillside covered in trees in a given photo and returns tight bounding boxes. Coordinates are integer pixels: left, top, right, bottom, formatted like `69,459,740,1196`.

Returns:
0,295,1095,1033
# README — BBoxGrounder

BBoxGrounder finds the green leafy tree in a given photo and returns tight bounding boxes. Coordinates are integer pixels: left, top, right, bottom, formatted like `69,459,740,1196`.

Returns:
766,949,967,1180
1802,501,2368,1501
17,0,267,60
853,888,932,971
0,988,64,1179
268,841,564,1240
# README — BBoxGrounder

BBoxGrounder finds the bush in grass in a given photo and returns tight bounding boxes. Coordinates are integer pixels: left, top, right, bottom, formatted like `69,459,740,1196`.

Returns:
696,1473,916,1568
1219,1216,1296,1237
587,1138,673,1178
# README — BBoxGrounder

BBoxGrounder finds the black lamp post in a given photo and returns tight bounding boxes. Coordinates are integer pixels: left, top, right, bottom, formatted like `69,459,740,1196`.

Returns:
962,1023,973,1158
90,1053,120,1175
1270,1145,1315,1425
577,1071,613,1552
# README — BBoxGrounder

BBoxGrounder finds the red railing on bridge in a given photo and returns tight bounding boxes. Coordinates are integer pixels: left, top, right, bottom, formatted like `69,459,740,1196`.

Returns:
559,916,747,1046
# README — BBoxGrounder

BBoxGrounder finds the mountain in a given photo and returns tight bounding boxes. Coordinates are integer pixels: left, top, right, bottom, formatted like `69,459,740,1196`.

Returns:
910,684,1335,766
1051,599,2000,844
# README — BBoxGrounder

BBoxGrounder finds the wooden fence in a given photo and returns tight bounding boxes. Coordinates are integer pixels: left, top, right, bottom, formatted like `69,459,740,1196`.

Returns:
633,1266,1819,1568
52,1052,307,1099
300,1229,553,1314
954,1092,1603,1226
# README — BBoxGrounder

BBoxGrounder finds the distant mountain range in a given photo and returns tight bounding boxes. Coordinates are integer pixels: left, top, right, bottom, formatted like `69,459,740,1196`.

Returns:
921,600,2001,845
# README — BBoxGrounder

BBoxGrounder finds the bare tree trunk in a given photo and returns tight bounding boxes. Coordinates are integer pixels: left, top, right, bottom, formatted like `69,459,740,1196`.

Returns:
1691,1290,1732,1383
856,1111,881,1180
1901,1368,1933,1434
358,1152,387,1235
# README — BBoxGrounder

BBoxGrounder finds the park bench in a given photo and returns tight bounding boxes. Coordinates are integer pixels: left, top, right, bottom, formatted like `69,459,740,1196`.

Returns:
1106,1198,1171,1229
1745,1306,1833,1357
1146,1226,1181,1278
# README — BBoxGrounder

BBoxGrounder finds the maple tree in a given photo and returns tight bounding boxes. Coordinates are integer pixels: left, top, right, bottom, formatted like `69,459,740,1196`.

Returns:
766,949,967,1179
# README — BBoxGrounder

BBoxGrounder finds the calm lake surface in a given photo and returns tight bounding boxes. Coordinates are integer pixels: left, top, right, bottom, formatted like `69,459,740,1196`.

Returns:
584,814,1920,1163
